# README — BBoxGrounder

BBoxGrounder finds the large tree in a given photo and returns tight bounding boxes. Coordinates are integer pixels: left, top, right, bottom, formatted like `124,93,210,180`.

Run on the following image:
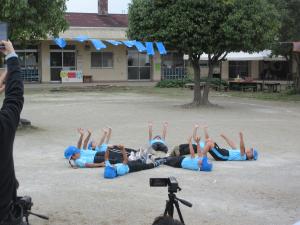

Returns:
128,0,280,105
0,0,68,41
271,0,300,93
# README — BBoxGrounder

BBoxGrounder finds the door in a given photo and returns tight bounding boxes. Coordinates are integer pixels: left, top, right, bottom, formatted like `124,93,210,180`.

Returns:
50,45,76,81
128,50,151,80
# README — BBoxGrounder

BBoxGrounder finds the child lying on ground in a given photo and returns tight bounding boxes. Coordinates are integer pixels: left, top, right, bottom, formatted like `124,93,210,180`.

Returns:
104,145,166,179
204,127,258,161
164,136,213,172
148,121,169,153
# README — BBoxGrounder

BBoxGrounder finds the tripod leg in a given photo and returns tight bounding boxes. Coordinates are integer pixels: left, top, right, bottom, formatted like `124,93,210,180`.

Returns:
174,200,185,224
164,200,174,218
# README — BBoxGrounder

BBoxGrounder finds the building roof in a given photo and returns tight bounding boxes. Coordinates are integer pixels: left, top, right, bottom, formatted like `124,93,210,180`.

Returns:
65,13,128,28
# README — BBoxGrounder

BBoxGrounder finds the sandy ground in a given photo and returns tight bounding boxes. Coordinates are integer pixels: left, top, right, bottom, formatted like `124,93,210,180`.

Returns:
7,87,300,225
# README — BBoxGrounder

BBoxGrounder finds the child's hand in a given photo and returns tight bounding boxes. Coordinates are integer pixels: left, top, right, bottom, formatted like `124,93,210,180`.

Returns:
239,132,243,138
148,121,153,127
102,128,108,133
118,144,125,149
78,128,84,135
194,124,199,128
195,136,201,143
163,122,169,127
87,129,92,134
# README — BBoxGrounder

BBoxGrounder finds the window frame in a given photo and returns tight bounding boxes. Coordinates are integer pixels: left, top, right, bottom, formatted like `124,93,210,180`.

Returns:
90,52,114,69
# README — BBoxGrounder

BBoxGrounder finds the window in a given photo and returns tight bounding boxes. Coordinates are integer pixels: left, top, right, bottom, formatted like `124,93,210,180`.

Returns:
229,61,249,79
91,52,113,68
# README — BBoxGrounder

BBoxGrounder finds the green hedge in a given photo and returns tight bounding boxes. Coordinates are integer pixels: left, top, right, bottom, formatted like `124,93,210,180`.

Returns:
156,77,228,88
156,78,194,88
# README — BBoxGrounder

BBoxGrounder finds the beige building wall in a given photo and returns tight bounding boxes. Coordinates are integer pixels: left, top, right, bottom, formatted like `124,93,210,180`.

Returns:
251,61,260,79
221,61,229,80
40,40,162,82
82,44,128,82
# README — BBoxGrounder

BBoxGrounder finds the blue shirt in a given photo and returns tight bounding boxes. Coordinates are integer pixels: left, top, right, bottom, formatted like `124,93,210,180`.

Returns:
75,149,97,168
192,141,206,149
181,156,201,171
94,144,108,152
228,149,247,161
150,139,166,145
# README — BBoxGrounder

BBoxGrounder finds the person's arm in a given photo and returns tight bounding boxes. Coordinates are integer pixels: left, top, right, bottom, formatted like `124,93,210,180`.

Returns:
188,136,195,158
239,132,246,156
0,41,24,140
120,145,128,164
97,128,107,146
85,162,105,168
105,147,110,161
193,124,199,142
203,125,209,141
83,129,92,149
77,128,84,149
105,127,112,144
148,122,153,142
162,122,168,140
195,136,203,158
220,133,237,149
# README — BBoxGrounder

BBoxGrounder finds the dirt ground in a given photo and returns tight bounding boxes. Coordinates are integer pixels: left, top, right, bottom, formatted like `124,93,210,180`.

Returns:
9,87,300,225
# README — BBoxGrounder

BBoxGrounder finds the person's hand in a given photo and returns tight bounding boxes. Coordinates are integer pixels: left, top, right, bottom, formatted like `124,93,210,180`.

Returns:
148,121,153,127
87,129,92,134
195,136,201,143
220,133,225,138
194,124,199,129
118,144,125,150
0,71,7,94
0,40,15,56
77,128,84,135
163,122,168,127
102,128,108,133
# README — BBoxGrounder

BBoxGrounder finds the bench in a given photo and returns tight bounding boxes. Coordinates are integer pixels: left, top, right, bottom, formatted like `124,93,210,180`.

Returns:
83,75,93,83
242,85,257,92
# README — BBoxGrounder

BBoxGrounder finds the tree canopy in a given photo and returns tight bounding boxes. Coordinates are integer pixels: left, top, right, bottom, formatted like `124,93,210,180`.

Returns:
271,0,300,92
128,0,280,105
0,0,68,41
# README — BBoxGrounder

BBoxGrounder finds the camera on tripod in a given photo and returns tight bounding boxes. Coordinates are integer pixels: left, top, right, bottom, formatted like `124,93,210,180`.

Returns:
149,177,192,225
150,177,179,193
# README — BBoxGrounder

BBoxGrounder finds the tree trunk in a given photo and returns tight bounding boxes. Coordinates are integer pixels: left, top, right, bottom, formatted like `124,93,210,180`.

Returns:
202,59,214,105
294,53,300,93
191,57,202,105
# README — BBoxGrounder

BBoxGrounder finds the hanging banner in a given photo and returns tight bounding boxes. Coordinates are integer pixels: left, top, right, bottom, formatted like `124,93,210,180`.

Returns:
60,70,83,83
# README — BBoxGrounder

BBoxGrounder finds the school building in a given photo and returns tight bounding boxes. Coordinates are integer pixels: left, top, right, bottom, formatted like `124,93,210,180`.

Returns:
0,0,294,83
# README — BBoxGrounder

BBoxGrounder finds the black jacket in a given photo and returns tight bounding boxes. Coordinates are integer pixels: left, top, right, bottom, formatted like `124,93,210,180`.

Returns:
0,57,24,220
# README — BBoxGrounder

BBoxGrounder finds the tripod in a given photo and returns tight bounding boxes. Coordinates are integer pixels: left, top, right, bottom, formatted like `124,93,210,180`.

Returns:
163,190,192,224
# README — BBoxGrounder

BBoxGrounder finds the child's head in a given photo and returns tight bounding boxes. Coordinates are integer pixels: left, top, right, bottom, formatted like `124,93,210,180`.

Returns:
154,135,162,140
64,146,81,160
88,141,97,150
198,157,213,172
246,148,258,160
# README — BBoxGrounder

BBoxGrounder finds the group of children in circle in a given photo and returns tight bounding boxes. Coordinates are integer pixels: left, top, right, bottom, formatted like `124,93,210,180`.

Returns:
64,122,259,179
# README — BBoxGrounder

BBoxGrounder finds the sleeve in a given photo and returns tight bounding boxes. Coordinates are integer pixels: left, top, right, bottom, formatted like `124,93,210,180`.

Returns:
0,57,24,146
75,159,86,168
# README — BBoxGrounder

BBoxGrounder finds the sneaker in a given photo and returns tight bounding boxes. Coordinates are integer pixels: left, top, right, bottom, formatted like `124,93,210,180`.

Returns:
154,158,167,167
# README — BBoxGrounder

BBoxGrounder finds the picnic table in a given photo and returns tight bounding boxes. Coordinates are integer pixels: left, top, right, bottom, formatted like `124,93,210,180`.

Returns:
264,82,281,93
229,81,263,92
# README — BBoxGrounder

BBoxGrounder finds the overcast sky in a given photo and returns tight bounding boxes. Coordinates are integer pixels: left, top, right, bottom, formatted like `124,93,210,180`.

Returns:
66,0,132,14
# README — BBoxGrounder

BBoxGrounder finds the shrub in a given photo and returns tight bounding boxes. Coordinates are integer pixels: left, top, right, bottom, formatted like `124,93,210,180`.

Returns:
156,77,228,88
